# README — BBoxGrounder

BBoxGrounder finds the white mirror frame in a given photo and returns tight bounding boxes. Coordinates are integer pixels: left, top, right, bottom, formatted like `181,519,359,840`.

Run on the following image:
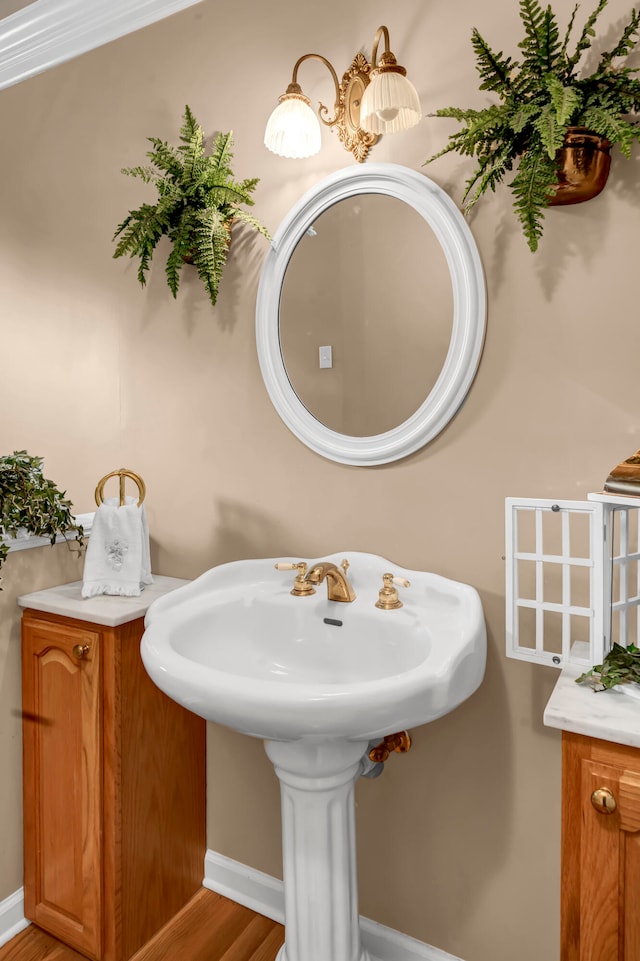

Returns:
255,163,486,466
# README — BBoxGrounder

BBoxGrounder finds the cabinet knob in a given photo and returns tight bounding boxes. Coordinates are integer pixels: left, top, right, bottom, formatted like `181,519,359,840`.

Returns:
72,644,90,659
591,787,617,814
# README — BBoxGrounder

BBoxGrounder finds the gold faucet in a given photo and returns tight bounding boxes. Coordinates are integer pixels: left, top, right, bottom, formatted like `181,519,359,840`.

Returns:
304,559,356,603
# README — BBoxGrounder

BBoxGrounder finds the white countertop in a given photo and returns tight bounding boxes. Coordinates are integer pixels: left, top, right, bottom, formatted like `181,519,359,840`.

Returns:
544,642,640,749
18,575,189,627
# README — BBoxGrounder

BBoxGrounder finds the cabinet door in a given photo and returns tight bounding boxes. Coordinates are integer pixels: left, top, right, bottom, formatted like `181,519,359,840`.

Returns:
562,734,640,961
22,615,103,960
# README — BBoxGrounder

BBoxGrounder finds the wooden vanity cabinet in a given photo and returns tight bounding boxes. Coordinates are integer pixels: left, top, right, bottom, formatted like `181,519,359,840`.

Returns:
561,731,640,961
21,607,206,961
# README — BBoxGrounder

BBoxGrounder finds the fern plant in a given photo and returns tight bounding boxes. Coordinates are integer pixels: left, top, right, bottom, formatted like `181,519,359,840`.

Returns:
113,106,270,306
425,0,640,250
0,451,84,587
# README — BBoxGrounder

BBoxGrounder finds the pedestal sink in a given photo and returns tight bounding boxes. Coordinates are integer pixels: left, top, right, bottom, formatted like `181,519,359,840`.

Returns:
141,552,486,961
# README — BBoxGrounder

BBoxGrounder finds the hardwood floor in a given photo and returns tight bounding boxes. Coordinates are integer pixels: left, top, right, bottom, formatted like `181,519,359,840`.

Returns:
0,890,284,961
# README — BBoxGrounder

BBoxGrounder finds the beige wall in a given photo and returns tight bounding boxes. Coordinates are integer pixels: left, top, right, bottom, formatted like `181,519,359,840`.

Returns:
1,1,637,959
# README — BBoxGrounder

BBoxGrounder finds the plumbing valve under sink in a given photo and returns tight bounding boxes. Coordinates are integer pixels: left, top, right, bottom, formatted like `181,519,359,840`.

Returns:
368,730,412,763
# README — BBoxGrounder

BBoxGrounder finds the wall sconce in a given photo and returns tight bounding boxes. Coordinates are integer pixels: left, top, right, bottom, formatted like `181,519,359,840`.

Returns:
264,25,421,163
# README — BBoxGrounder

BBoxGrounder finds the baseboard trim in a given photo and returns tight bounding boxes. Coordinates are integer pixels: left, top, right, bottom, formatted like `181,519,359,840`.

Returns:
0,888,29,949
203,850,463,961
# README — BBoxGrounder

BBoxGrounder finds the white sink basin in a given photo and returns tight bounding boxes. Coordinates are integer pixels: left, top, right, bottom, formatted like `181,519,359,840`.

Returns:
141,551,486,742
141,552,486,961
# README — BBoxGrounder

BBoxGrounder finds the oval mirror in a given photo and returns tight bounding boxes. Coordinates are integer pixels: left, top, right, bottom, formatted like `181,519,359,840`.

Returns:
255,164,486,466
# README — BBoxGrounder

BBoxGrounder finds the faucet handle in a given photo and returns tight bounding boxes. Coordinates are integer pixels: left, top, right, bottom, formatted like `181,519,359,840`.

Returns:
275,561,316,597
375,572,411,610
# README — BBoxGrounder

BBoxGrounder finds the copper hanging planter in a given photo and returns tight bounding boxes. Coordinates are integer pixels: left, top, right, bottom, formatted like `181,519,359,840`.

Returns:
548,127,611,206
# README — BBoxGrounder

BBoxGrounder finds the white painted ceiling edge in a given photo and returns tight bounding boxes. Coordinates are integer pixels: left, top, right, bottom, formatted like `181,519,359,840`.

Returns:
0,0,205,90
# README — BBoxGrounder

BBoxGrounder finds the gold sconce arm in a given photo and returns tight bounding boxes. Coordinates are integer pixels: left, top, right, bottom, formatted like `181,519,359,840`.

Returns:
287,53,342,128
368,25,407,77
370,25,389,69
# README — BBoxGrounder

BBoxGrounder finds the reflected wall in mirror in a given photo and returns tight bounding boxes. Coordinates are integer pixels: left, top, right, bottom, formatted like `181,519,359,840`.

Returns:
256,164,486,466
280,194,453,437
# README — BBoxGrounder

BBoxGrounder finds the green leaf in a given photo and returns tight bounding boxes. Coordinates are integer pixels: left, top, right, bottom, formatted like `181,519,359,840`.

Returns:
179,104,200,147
545,74,582,126
580,106,640,156
120,165,156,184
559,4,580,62
145,138,183,180
210,130,234,177
509,146,557,250
471,29,516,95
518,0,562,73
566,0,608,71
533,104,564,157
511,102,544,133
461,140,517,211
532,77,582,155
600,8,640,64
232,210,272,240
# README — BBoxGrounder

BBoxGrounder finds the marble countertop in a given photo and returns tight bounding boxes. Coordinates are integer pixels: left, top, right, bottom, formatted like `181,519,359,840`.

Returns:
18,575,189,627
544,642,640,749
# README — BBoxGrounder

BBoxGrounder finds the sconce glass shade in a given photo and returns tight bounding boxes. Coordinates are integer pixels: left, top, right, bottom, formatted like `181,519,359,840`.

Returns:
264,92,322,159
360,70,422,134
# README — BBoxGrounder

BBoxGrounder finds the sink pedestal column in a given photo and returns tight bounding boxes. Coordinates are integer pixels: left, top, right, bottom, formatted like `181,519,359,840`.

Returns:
265,738,371,961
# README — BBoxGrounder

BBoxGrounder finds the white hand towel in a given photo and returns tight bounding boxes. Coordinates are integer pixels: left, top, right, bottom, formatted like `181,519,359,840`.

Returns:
82,496,153,598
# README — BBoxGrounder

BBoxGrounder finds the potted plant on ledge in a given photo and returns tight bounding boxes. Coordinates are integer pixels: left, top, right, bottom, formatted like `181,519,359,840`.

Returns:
0,451,84,587
113,106,270,306
425,0,640,250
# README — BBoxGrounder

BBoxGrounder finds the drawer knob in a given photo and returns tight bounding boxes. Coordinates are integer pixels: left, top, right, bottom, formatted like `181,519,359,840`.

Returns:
72,644,90,659
591,787,617,814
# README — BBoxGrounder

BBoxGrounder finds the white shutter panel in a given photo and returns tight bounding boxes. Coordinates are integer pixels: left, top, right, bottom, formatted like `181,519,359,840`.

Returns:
588,492,640,653
505,497,605,668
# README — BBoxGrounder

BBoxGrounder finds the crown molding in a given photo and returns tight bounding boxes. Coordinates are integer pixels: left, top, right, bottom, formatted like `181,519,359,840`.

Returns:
0,0,204,90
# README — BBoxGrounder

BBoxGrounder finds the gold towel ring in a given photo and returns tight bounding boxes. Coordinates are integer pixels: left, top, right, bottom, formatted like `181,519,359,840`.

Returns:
94,469,146,507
